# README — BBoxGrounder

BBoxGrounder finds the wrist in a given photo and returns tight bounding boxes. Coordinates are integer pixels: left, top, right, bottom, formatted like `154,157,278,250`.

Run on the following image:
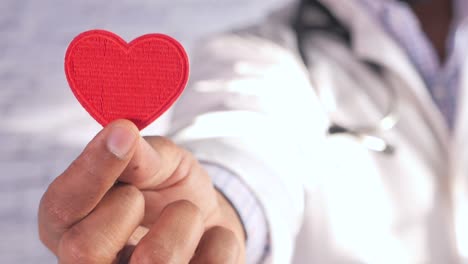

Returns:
202,162,269,263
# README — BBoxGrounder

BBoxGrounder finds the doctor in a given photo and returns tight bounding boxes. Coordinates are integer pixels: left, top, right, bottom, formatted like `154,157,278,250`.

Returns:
38,0,468,263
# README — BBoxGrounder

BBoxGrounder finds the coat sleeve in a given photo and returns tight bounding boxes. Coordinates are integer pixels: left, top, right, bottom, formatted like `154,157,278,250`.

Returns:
167,21,329,263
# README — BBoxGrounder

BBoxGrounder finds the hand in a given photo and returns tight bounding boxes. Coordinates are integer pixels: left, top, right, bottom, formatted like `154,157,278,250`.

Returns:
38,120,246,263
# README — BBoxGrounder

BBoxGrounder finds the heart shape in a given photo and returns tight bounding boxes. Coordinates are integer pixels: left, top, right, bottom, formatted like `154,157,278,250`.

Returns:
65,30,189,130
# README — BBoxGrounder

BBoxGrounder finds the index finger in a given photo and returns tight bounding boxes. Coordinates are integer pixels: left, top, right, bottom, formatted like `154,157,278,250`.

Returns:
38,119,139,253
118,136,189,190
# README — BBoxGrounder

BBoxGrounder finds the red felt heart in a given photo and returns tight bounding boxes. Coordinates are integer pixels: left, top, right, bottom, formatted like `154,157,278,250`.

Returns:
65,30,189,130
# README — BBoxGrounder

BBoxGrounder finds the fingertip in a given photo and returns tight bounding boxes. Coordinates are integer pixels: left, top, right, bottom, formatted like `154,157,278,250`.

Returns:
107,119,140,136
105,120,140,160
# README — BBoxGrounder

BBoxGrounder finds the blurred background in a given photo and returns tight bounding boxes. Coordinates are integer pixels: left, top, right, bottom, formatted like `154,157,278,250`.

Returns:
0,0,286,262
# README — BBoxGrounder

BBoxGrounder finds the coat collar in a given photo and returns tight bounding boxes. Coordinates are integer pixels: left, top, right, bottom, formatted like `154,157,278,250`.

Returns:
453,30,468,152
317,0,451,150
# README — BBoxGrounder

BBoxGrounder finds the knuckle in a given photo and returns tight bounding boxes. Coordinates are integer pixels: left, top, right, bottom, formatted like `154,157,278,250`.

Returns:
132,245,177,264
39,190,74,229
116,184,144,207
208,226,237,242
65,157,110,195
70,154,107,185
58,227,103,263
200,257,229,264
143,136,192,183
203,227,241,262
164,200,203,222
147,136,187,164
171,150,197,182
210,226,240,250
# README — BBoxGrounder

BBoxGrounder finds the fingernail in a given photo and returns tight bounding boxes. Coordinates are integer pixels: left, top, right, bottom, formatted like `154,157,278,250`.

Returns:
107,125,137,159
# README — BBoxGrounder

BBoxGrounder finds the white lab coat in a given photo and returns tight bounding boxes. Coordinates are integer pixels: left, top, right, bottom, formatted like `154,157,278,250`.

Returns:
165,0,468,263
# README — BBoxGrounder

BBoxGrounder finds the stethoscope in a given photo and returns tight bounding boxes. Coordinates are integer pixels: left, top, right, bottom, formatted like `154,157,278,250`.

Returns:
292,0,400,155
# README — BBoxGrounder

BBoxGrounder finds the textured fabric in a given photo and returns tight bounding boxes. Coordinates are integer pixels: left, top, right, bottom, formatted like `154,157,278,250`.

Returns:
203,163,270,264
357,0,468,129
65,30,189,130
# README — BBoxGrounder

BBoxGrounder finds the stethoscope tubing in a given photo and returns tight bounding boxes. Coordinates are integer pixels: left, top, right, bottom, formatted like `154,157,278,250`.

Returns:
294,0,399,154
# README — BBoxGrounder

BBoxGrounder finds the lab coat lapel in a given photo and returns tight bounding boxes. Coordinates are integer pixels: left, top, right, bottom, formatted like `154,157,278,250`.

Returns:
448,51,468,262
452,57,468,165
319,0,450,151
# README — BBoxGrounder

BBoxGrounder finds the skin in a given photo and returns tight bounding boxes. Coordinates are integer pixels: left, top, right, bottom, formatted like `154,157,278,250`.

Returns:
405,0,454,61
38,120,245,263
